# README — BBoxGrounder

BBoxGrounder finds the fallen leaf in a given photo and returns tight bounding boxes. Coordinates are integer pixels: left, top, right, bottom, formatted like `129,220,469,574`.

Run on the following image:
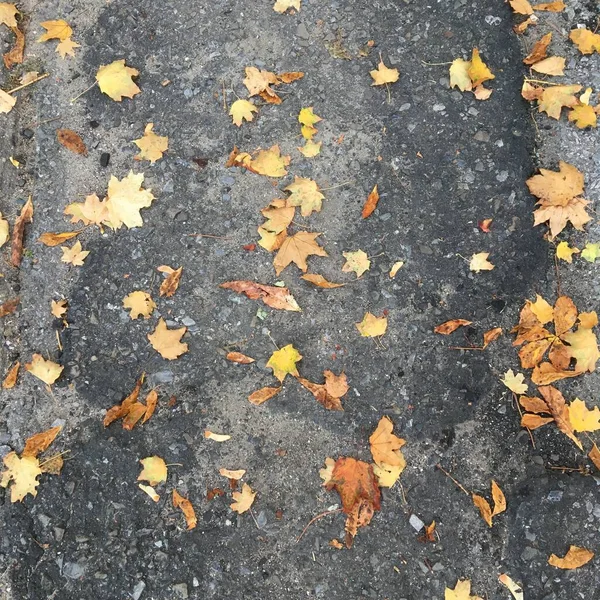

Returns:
284,177,325,216
204,430,231,442
273,0,300,13
472,494,493,527
25,354,63,385
581,243,600,262
418,520,437,543
478,218,493,232
257,199,294,251
267,344,302,382
498,574,524,600
539,385,582,449
173,489,197,529
225,352,255,364
491,480,506,516
538,84,582,120
3,25,24,69
123,291,156,319
483,327,503,348
298,140,322,157
229,99,258,126
246,145,291,177
38,19,72,41
51,299,68,318
158,265,183,297
501,370,528,394
103,375,145,427
0,452,42,502
509,0,533,14
38,231,80,246
273,231,327,275
0,89,16,114
138,456,167,486
570,28,600,55
138,483,159,502
56,38,80,58
0,3,19,27
207,487,225,500
562,321,600,373
342,250,370,278
329,539,344,549
362,185,379,219
556,241,580,263
389,261,404,277
568,398,600,432
533,1,565,9
0,297,19,317
133,123,168,163
298,107,321,139
370,59,399,86
434,319,472,335
248,385,282,405
369,416,405,467
301,273,345,288
356,312,387,337
22,426,62,458
0,212,8,247
589,444,600,470
96,59,141,101
524,32,552,64
57,129,87,155
469,252,494,272
473,85,493,101
219,468,245,480
104,171,155,230
147,318,188,360
64,194,109,229
2,361,19,389
231,482,256,514
449,58,472,92
568,104,597,129
531,56,565,76
11,196,33,267
468,48,495,88
297,370,348,411
220,280,300,311
548,546,594,569
142,390,158,424
61,240,89,266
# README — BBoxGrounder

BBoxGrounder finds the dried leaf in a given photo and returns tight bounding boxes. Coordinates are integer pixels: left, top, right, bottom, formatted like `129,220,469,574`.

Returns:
445,579,483,600
138,456,167,486
103,375,145,427
298,107,321,139
3,25,24,69
147,318,188,360
568,104,597,129
231,482,256,514
449,58,472,92
533,1,565,10
538,85,582,120
248,385,282,405
57,129,87,155
0,452,42,502
342,250,370,278
104,171,155,230
389,261,404,278
434,319,472,335
356,312,388,337
0,89,16,114
498,574,524,600
122,291,156,319
298,140,322,157
158,265,183,297
556,241,580,263
369,416,405,466
0,297,19,317
483,327,503,348
568,398,600,432
220,280,300,311
38,231,80,247
297,370,348,411
226,352,255,364
362,185,379,219
570,28,600,55
11,196,33,267
25,354,63,386
273,231,327,275
284,176,325,216
96,59,140,101
267,344,302,382
524,32,552,64
469,252,494,272
51,299,68,318
139,483,159,502
531,56,565,76
0,212,8,247
142,390,158,424
472,494,493,527
173,489,197,529
468,48,495,88
56,38,80,58
204,430,231,442
509,0,533,14
133,123,168,163
301,273,345,288
219,468,245,480
2,361,19,389
538,385,582,449
229,99,258,126
22,426,61,458
61,240,89,266
64,194,109,229
589,444,600,470
370,60,399,86
548,546,594,569
38,20,72,41
273,0,301,13
501,369,528,394
491,480,506,517
0,3,19,27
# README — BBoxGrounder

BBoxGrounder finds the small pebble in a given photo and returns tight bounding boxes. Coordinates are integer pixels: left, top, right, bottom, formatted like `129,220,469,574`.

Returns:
100,152,110,167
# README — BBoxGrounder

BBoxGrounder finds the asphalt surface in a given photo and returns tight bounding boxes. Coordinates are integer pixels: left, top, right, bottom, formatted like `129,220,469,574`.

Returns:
1,1,599,599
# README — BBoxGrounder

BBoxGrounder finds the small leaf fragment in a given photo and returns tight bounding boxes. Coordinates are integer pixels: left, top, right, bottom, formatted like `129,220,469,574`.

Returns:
301,273,345,288
138,456,167,486
147,319,188,360
434,319,472,335
173,489,197,529
226,352,255,364
57,129,87,155
356,312,388,337
248,385,282,405
231,483,256,514
25,354,63,385
362,185,379,219
204,430,231,442
548,546,594,569
2,361,19,389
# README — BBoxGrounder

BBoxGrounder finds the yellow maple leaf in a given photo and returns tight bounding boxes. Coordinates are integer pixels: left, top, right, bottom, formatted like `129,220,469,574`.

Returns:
531,56,565,76
64,193,109,228
372,458,405,488
467,48,494,87
570,28,600,55
60,240,89,266
284,176,325,216
369,416,405,467
56,37,80,58
356,312,388,337
342,250,370,278
298,140,322,157
51,299,68,318
249,145,291,177
243,66,279,96
273,0,300,13
0,3,19,27
469,252,494,272
257,199,294,251
370,59,399,86
298,107,322,139
25,354,63,385
147,318,188,360
266,344,302,382
231,483,256,514
533,196,591,240
133,123,168,163
562,325,600,373
449,58,472,92
0,452,41,502
568,398,600,432
528,294,554,324
582,243,600,263
96,59,141,102
501,369,528,394
273,231,328,275
538,84,582,119
104,171,155,229
556,241,580,263
137,456,167,486
445,579,483,600
568,104,597,129
38,20,72,41
123,291,156,319
229,99,258,126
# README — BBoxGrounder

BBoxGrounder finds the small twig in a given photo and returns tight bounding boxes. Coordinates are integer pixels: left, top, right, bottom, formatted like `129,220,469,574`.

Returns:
7,73,49,94
70,80,98,103
448,345,484,351
222,80,227,112
554,254,562,297
38,450,70,469
320,180,355,191
248,507,260,529
436,463,470,496
421,60,453,66
296,508,343,543
165,463,184,467
27,115,61,129
523,78,560,86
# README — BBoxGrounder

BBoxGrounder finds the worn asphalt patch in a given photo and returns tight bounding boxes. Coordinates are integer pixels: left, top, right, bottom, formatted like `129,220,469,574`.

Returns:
1,1,599,599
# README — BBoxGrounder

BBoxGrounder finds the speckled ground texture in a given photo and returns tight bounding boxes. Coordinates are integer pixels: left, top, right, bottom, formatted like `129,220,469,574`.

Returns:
1,0,599,599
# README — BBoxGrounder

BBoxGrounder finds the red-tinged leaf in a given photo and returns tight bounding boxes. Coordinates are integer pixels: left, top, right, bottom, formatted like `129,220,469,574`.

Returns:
362,185,379,219
248,386,282,405
220,280,301,311
434,319,472,335
478,218,493,232
57,129,88,156
226,352,255,364
0,297,19,318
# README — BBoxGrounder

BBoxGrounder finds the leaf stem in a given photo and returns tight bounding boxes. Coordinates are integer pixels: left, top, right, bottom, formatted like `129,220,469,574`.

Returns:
7,73,49,94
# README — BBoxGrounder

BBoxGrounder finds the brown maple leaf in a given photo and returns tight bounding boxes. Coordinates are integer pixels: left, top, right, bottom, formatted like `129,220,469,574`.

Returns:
297,370,348,410
273,231,328,275
220,280,300,311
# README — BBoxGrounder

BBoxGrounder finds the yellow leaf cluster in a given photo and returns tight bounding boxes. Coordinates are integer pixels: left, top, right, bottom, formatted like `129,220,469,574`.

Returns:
450,49,494,99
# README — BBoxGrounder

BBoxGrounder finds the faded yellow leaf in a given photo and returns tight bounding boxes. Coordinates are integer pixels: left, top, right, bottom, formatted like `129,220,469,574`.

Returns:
147,318,188,360
0,452,41,503
548,546,594,569
2,361,19,389
469,252,494,272
389,261,404,278
60,240,89,266
231,482,256,514
298,107,321,139
122,291,156,319
229,99,258,126
342,249,370,278
356,312,388,337
501,369,528,394
529,294,554,324
38,20,72,41
133,123,168,163
298,140,322,157
51,299,68,318
301,273,345,288
538,84,582,119
284,176,325,216
445,579,483,600
138,456,167,486
138,483,160,502
568,398,600,432
370,59,399,86
219,468,246,480
64,194,109,228
0,3,19,28
531,56,565,76
468,48,494,87
25,354,63,385
556,241,580,263
0,89,16,114
568,104,597,129
96,59,141,102
509,0,533,14
249,145,290,177
369,416,405,467
273,0,301,13
56,37,80,58
266,344,302,382
498,574,524,600
0,212,9,247
38,231,80,247
204,430,231,442
273,231,327,275
449,58,472,92
570,28,600,55
105,172,155,229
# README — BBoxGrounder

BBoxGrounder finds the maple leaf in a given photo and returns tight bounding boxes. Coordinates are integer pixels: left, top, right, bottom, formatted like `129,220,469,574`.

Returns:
501,369,528,394
51,299,68,318
123,291,156,319
370,59,399,86
0,88,16,114
225,352,255,364
434,319,472,335
96,60,141,101
38,20,72,41
324,457,381,547
0,453,42,502
173,490,197,530
562,321,600,373
64,194,109,229
445,579,483,600
11,196,33,267
498,574,524,600
0,212,8,247
157,265,183,297
243,66,279,97
298,107,321,139
469,252,494,272
570,28,600,55
204,430,231,442
284,177,325,216
25,354,63,385
568,103,597,129
362,185,379,219
509,0,533,14
245,146,291,177
369,416,405,467
297,370,348,411
273,231,327,275
257,199,294,251
524,32,552,64
2,361,19,389
231,483,256,514
0,3,19,27
273,0,300,13
298,140,322,157
342,250,370,278
556,241,580,263
56,38,80,58
356,312,388,337
568,398,600,432
449,58,472,92
301,273,345,288
138,456,167,486
148,318,188,360
133,123,168,163
538,84,582,119
536,385,582,449
548,546,594,569
248,385,282,405
61,240,89,266
229,99,257,126
104,172,155,229
267,344,302,382
220,280,300,311
39,231,79,247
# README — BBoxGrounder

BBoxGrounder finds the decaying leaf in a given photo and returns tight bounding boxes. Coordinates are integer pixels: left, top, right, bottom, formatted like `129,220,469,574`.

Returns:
57,129,87,156
25,354,63,386
123,291,156,320
342,250,370,278
229,145,291,177
589,444,600,470
434,319,472,335
248,385,282,405
567,398,600,432
139,483,160,502
356,312,388,337
243,66,303,104
173,489,197,530
498,574,524,600
0,297,19,317
501,369,528,395
362,185,379,219
273,231,327,275
96,59,141,101
297,370,348,411
444,579,483,600
64,194,109,229
103,375,145,427
469,252,494,272
0,88,16,114
369,416,406,488
231,482,256,514
284,177,325,216
2,361,19,389
0,3,19,28
298,107,321,139
157,265,183,297
472,480,506,527
450,49,494,99
133,123,168,163
11,196,33,267
3,24,24,69
548,545,594,569
38,231,80,247
229,99,258,126
51,299,68,318
537,84,582,120
219,468,245,480
147,318,188,360
225,352,255,364
301,273,345,288
61,240,89,266
204,430,231,442
298,140,322,157
220,280,300,311
273,0,300,14
267,344,302,382
483,327,503,348
524,32,552,64
0,212,8,247
257,199,294,251
370,59,399,86
531,56,565,76
138,456,167,486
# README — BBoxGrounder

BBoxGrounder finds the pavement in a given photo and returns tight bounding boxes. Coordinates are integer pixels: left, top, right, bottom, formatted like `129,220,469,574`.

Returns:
1,1,599,599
